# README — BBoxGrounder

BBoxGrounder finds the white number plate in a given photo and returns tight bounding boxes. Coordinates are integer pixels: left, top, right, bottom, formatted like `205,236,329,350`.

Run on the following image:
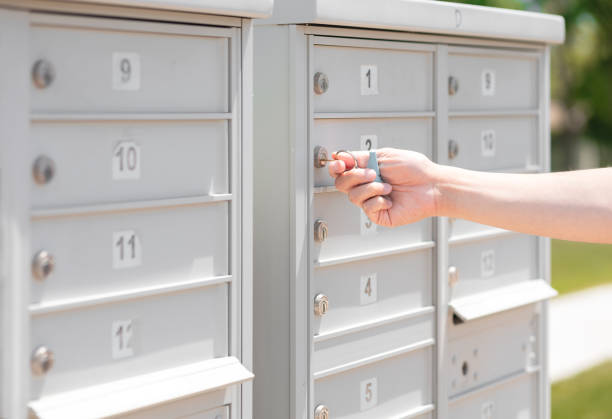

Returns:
360,273,378,305
481,401,495,419
112,141,141,180
112,52,141,91
481,130,496,157
360,65,379,96
360,377,378,411
481,68,496,96
113,230,142,269
481,249,495,278
360,134,378,151
360,210,377,235
112,320,134,359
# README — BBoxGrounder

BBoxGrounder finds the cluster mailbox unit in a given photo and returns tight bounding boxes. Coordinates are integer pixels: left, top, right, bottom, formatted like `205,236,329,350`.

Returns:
0,0,271,418
254,1,564,419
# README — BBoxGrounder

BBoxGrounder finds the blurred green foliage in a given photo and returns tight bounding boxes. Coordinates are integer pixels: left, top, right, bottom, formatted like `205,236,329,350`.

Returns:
552,239,612,294
447,0,612,170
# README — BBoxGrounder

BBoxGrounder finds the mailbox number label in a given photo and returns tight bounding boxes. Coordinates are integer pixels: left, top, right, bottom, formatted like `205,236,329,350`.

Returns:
112,320,134,359
361,210,377,235
360,273,378,305
113,141,141,180
481,69,496,96
360,377,378,411
481,249,495,278
113,52,141,91
113,230,142,269
481,401,495,419
360,134,378,151
481,130,496,157
361,65,379,96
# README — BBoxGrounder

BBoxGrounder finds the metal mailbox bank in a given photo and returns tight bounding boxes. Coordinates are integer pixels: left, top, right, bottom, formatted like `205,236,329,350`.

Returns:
253,1,564,418
0,0,271,418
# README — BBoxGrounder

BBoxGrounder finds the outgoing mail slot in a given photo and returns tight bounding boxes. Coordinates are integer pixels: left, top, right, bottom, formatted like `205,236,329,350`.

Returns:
122,403,229,419
313,41,433,113
447,305,539,397
31,121,228,209
447,116,539,171
30,284,228,399
448,371,538,419
313,117,432,188
314,348,433,419
448,233,538,300
313,249,432,335
448,48,539,111
31,18,228,113
313,192,431,264
30,203,228,305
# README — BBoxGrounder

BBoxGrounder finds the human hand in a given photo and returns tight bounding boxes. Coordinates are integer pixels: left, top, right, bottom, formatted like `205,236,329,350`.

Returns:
327,148,440,227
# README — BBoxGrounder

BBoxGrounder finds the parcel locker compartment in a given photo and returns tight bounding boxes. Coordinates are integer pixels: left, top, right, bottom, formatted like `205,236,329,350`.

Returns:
313,117,432,188
314,348,433,419
448,372,539,419
31,121,229,208
30,284,228,398
313,312,434,376
447,305,539,397
313,192,431,264
312,249,432,336
30,203,228,304
448,48,539,111
449,233,539,300
30,17,229,113
447,116,539,171
312,41,433,113
122,401,229,419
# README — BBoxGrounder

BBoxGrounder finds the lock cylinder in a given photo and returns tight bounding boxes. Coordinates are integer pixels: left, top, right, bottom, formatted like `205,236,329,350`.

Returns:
313,72,329,95
32,250,55,281
448,139,459,160
448,75,459,96
32,59,55,89
314,145,329,168
448,265,459,287
32,155,56,185
314,293,329,316
31,345,54,376
314,219,328,243
314,404,330,419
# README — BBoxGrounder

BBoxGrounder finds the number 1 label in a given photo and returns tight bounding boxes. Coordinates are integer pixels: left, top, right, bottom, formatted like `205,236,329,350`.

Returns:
360,377,378,411
360,65,379,96
112,52,141,91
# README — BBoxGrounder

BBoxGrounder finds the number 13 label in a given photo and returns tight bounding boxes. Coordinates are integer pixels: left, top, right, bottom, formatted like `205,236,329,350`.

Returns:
361,65,379,96
113,52,141,91
360,377,378,411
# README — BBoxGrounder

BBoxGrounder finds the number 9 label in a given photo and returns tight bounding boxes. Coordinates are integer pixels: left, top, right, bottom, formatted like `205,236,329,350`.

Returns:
113,52,141,91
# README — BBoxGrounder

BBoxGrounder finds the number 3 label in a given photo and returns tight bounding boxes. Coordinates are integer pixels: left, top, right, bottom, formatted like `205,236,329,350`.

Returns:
361,65,379,96
113,52,141,91
360,377,378,411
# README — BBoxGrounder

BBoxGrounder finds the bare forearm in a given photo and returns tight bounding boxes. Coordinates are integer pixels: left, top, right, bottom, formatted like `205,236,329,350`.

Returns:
434,166,612,243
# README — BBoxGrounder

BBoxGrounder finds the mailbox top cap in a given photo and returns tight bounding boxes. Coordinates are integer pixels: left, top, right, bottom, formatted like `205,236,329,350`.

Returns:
59,0,273,18
261,0,565,44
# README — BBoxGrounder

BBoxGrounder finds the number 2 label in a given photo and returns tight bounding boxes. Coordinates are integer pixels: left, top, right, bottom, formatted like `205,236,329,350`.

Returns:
361,65,379,96
360,134,378,151
360,377,378,411
113,52,141,91
113,230,142,269
361,210,377,235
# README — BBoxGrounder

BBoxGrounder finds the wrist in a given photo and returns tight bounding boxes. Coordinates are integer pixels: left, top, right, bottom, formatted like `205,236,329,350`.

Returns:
430,163,464,218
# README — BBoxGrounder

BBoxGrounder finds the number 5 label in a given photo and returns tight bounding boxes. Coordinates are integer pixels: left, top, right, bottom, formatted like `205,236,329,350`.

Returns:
360,377,378,411
113,52,141,91
361,65,379,96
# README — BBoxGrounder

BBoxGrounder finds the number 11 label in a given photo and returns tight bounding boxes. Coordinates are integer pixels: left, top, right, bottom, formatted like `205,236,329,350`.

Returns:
112,52,141,91
113,230,142,269
361,65,379,96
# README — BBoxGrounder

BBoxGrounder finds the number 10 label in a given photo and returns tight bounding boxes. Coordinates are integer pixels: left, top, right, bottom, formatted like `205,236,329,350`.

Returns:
361,65,379,96
112,52,141,91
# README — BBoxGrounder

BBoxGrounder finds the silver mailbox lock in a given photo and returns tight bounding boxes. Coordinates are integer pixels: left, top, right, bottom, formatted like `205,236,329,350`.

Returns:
314,293,329,316
448,75,459,96
448,265,459,287
314,145,329,168
32,59,55,89
313,72,329,95
314,404,330,419
32,250,55,281
31,345,54,376
448,139,459,160
33,155,56,185
314,219,328,243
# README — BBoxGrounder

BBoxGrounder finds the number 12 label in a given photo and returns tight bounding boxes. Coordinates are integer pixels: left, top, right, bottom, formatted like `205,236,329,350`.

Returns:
113,52,141,91
112,320,134,359
361,65,379,96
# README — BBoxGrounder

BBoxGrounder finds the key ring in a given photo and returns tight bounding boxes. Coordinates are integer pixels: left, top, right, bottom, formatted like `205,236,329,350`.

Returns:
334,149,360,169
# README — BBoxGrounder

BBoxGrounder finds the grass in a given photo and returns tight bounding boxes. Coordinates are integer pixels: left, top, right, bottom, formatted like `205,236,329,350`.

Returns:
552,360,612,419
551,239,612,295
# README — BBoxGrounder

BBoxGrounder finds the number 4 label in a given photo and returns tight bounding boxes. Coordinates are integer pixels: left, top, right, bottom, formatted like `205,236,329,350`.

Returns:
360,273,378,305
112,52,141,91
360,377,378,411
361,65,379,96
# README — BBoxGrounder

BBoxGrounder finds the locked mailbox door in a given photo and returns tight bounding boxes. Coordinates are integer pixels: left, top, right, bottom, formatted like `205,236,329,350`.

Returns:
0,1,271,417
254,1,563,419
